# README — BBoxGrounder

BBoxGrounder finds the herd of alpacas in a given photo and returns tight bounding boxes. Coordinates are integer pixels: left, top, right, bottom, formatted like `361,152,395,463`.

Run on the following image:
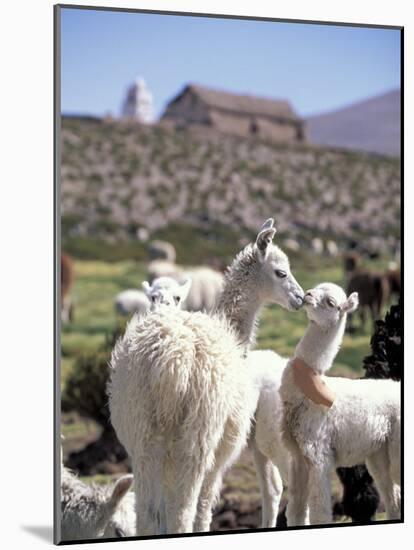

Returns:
61,219,401,540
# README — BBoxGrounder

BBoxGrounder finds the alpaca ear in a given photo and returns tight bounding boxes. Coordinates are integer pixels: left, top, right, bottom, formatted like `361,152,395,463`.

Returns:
107,475,133,512
340,292,359,313
179,277,192,301
260,218,275,232
256,226,277,254
142,281,151,296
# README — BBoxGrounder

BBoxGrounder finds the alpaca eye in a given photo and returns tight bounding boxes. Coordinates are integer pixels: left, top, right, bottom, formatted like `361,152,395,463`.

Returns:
151,296,156,303
327,297,336,307
174,296,180,304
275,270,287,278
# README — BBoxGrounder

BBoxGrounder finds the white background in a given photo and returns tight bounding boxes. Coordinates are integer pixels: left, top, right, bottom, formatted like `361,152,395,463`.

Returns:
0,0,411,548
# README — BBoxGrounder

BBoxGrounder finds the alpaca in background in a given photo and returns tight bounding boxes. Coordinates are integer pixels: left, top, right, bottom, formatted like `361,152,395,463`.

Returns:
115,276,191,316
148,240,177,263
343,253,389,331
114,289,150,317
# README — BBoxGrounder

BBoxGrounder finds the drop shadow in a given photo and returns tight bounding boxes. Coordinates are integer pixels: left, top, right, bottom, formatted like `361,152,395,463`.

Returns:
21,525,53,543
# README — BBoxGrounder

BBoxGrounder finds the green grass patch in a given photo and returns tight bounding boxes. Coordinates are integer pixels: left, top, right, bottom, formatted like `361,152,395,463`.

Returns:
61,257,376,395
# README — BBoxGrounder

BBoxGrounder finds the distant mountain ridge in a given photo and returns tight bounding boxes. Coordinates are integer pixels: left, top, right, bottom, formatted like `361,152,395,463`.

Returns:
306,90,401,156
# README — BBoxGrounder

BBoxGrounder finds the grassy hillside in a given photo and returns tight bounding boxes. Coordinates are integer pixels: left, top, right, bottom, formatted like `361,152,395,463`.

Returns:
61,117,400,263
61,255,384,400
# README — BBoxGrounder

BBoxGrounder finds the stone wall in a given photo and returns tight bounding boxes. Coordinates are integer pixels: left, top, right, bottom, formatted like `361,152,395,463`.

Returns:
210,109,305,143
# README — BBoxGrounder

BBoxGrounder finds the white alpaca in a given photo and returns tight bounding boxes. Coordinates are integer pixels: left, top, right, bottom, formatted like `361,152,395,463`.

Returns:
280,283,401,526
145,276,289,528
311,237,324,255
148,240,176,263
142,276,192,309
181,267,223,313
247,350,290,527
147,259,183,282
108,219,304,535
148,261,223,313
326,240,339,257
61,465,135,541
114,289,150,317
115,276,190,317
149,279,289,528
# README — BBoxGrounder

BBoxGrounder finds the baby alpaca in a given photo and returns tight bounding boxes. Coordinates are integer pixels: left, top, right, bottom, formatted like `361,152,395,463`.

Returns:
61,465,135,541
280,283,400,526
115,277,190,317
142,276,191,309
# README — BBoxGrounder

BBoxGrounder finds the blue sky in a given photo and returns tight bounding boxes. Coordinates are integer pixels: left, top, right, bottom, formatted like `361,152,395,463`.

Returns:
60,7,401,119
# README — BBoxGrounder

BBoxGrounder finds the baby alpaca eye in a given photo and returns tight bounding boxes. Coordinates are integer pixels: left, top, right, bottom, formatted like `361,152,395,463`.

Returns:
151,296,156,303
275,270,287,278
327,297,336,307
174,296,180,304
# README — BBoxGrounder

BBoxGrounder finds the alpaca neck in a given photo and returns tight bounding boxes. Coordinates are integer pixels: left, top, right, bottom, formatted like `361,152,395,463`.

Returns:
216,245,263,351
219,289,262,351
294,316,347,374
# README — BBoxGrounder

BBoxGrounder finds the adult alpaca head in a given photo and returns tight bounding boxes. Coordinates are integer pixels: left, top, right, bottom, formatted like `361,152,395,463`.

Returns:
217,218,304,350
254,218,304,310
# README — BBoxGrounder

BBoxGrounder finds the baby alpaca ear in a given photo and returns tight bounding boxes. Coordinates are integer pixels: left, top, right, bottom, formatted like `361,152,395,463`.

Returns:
255,219,277,255
179,277,192,302
107,475,134,513
142,281,151,296
341,292,359,314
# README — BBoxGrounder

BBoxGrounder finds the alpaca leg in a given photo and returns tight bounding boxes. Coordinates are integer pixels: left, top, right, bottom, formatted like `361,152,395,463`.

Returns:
366,449,400,520
193,467,224,532
157,498,167,534
389,423,401,487
194,421,250,532
308,462,333,525
359,307,367,330
165,474,205,533
252,441,283,528
164,449,207,534
286,454,310,526
135,484,158,536
370,303,379,325
134,442,166,536
194,439,241,532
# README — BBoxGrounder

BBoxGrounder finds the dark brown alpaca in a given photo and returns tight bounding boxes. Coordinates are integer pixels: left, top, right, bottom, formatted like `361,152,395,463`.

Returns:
61,253,74,322
344,253,389,331
386,266,401,301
